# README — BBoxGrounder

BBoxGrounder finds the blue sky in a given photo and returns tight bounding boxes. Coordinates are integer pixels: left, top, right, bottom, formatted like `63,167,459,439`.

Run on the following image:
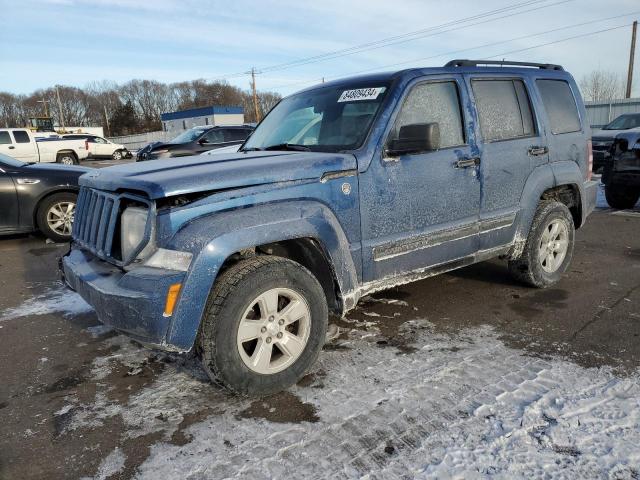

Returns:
1,0,639,96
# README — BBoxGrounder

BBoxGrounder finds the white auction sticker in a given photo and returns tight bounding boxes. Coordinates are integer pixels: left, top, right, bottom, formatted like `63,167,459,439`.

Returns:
337,87,385,102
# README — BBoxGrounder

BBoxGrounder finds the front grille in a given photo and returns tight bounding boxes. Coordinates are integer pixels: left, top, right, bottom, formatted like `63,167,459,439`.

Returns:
72,187,153,265
73,187,120,259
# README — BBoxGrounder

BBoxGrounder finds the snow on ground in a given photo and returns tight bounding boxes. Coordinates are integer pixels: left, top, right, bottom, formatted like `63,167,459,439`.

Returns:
0,286,92,321
48,314,639,479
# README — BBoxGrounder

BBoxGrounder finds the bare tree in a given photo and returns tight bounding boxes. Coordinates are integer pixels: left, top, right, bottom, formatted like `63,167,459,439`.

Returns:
579,70,625,102
0,78,281,133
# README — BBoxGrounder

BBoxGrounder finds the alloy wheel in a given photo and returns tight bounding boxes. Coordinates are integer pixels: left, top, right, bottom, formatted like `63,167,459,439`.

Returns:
47,201,75,236
236,287,311,374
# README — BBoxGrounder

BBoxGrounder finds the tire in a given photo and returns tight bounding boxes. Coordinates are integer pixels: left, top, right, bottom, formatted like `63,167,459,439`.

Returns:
198,255,328,396
508,201,575,288
36,192,77,243
56,152,77,165
604,184,640,210
112,150,123,161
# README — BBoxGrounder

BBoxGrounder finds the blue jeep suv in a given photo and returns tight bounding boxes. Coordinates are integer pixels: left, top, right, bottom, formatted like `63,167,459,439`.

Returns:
62,60,598,395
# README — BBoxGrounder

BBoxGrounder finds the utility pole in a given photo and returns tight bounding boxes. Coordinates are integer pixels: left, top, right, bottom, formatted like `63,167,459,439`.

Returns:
626,20,637,99
55,86,66,133
103,105,111,137
37,98,50,117
251,67,260,122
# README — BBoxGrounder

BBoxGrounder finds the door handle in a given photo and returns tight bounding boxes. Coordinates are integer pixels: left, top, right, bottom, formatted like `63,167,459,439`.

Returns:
8,146,15,149
528,146,548,156
455,157,480,168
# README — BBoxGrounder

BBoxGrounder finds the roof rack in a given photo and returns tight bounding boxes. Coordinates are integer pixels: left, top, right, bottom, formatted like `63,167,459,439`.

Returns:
444,59,564,71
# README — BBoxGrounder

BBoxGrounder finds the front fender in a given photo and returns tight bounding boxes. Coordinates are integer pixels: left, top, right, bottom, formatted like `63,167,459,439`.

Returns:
163,201,358,351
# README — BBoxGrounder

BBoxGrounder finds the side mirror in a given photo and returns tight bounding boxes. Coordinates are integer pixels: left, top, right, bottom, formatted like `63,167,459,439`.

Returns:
386,123,440,156
198,138,209,145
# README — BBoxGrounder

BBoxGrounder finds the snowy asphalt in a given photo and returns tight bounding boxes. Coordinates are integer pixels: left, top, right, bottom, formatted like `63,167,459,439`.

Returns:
0,184,639,479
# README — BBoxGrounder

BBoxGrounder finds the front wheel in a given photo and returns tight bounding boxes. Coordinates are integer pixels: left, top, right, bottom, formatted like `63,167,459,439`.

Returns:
112,150,123,161
36,192,77,242
605,184,640,210
508,201,575,288
198,256,328,395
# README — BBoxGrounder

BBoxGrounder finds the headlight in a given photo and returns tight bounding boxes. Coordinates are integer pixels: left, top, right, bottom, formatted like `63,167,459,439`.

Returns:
121,206,153,260
144,248,192,271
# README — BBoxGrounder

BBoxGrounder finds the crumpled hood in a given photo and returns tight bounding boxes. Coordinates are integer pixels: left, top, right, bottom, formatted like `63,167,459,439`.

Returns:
79,151,357,199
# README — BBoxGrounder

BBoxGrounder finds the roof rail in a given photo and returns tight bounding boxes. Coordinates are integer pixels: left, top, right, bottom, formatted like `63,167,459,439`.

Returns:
444,59,564,71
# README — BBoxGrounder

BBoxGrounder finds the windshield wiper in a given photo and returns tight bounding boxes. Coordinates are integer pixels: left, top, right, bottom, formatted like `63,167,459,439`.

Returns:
241,147,263,152
263,143,311,152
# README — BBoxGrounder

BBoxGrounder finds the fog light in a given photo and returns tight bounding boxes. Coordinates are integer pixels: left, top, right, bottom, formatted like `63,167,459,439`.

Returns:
163,283,182,317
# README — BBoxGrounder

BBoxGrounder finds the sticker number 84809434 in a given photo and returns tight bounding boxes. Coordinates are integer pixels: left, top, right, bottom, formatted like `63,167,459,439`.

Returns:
337,87,385,102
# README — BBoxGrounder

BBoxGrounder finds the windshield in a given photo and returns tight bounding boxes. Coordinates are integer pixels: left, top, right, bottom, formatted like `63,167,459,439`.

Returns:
170,128,208,144
603,114,640,130
0,153,25,168
242,83,389,152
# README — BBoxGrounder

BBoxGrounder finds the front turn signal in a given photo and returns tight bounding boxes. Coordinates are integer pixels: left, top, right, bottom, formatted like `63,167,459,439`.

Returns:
163,283,182,317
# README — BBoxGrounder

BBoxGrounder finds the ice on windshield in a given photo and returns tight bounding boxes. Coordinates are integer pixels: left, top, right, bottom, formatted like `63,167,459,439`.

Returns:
243,85,388,152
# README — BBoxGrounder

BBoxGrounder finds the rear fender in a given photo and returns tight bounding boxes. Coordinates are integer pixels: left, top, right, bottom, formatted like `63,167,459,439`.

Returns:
163,201,358,351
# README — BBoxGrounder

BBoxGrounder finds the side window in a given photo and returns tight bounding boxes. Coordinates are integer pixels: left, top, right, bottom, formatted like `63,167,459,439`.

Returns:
472,79,536,142
0,132,12,144
94,137,107,144
392,81,465,149
224,129,247,141
536,79,581,134
203,129,223,143
13,130,31,143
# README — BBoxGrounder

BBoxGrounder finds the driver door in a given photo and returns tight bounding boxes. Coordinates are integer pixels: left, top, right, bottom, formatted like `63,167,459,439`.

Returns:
199,129,224,152
359,76,482,282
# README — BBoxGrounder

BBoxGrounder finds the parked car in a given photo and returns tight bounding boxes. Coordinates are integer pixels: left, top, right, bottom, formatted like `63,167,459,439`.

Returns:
0,153,89,241
0,128,89,165
62,59,597,395
136,125,253,161
591,113,640,172
601,129,640,209
62,134,130,160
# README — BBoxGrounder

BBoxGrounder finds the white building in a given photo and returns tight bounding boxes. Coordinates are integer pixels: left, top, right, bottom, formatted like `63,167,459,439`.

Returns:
161,106,245,133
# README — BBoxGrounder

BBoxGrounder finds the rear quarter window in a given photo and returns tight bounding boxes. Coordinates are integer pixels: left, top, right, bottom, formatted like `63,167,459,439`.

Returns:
536,79,582,134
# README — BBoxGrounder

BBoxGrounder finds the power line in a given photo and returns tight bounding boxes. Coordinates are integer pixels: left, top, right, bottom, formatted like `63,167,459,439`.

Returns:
211,0,570,81
267,12,639,92
256,0,570,74
487,23,634,58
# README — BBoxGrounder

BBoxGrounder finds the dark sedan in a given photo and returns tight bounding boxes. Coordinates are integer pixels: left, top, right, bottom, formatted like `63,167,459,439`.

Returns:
0,153,89,242
137,125,253,161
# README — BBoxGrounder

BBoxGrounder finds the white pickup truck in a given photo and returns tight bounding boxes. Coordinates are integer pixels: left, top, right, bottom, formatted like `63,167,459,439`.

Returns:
0,128,89,165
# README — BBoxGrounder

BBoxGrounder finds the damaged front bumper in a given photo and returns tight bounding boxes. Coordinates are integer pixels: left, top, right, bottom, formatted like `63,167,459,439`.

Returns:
62,247,186,348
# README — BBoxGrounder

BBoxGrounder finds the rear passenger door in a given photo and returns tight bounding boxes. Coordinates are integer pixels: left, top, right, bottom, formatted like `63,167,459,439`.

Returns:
467,76,548,250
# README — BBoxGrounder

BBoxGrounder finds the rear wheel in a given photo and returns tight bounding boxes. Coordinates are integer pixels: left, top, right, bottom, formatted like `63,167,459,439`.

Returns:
508,201,575,288
36,192,77,242
605,184,640,210
198,256,328,395
56,152,77,165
